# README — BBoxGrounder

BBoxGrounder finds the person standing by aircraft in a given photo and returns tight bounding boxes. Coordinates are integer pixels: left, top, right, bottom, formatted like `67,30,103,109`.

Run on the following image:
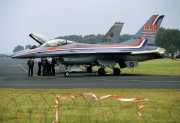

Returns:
37,58,42,76
42,58,48,76
47,57,52,75
51,57,56,76
27,58,34,76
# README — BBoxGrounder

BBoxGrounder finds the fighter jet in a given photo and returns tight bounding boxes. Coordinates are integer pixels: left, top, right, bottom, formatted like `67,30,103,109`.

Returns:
12,15,165,77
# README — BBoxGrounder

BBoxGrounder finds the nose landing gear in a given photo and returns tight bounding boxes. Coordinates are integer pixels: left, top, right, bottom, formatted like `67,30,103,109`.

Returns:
64,72,70,77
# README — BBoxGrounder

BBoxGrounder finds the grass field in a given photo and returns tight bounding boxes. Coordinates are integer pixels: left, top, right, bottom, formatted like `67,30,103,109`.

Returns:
0,89,179,123
0,59,179,122
122,59,180,75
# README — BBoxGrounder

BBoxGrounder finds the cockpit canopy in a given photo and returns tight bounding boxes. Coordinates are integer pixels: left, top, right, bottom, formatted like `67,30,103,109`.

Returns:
41,39,74,47
29,33,49,45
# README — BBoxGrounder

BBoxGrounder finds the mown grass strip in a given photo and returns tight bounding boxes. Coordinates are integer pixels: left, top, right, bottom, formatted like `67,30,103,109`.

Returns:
0,89,179,123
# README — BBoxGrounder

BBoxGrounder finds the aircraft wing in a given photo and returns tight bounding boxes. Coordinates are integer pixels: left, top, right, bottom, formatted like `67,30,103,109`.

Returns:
46,50,132,56
131,47,165,54
45,47,164,58
46,49,158,56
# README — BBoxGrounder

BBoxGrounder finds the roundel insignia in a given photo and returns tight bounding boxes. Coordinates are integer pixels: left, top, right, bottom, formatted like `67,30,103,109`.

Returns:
110,33,114,37
129,62,134,67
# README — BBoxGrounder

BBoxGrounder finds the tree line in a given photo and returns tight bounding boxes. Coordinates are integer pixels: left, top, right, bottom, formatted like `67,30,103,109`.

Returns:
13,45,31,53
0,54,8,58
13,27,180,53
156,27,180,53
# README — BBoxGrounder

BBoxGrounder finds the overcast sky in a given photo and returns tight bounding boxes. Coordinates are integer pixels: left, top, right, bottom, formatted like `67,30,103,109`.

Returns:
0,0,179,53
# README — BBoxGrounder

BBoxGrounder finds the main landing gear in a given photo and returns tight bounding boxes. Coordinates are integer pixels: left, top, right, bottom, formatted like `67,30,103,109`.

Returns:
113,68,121,75
86,66,92,73
97,66,121,76
98,67,105,76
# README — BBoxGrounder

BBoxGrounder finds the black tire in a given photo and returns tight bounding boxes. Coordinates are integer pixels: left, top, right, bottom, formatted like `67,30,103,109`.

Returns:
87,67,92,73
98,68,105,76
113,68,120,75
64,72,70,77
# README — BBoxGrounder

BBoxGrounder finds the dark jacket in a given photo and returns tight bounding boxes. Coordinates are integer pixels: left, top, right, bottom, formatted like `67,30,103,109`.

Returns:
27,59,34,66
52,58,56,65
42,58,48,66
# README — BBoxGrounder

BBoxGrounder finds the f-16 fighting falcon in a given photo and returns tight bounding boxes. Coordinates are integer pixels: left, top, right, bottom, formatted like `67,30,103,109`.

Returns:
12,15,165,77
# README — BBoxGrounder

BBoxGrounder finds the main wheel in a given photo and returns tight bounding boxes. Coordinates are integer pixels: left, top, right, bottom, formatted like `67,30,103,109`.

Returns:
98,68,105,76
86,67,92,73
113,68,120,75
64,72,70,77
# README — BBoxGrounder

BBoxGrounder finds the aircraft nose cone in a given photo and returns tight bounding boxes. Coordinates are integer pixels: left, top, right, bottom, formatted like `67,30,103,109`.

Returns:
10,49,32,59
8,53,16,57
9,52,21,58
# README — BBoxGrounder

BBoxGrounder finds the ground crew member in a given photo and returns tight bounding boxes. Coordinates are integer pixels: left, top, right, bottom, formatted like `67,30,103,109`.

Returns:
37,58,42,76
51,57,56,76
27,58,34,76
47,57,52,75
42,58,48,76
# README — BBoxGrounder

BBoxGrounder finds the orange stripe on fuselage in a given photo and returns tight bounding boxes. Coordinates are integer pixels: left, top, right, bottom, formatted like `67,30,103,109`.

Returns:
47,46,58,50
69,39,144,48
46,39,144,51
150,15,158,25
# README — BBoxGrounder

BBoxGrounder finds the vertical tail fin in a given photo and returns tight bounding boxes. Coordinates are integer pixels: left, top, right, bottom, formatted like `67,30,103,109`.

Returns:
102,22,124,43
133,15,165,45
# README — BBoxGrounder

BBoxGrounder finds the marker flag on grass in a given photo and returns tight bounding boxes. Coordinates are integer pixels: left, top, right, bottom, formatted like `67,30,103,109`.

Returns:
53,93,149,123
